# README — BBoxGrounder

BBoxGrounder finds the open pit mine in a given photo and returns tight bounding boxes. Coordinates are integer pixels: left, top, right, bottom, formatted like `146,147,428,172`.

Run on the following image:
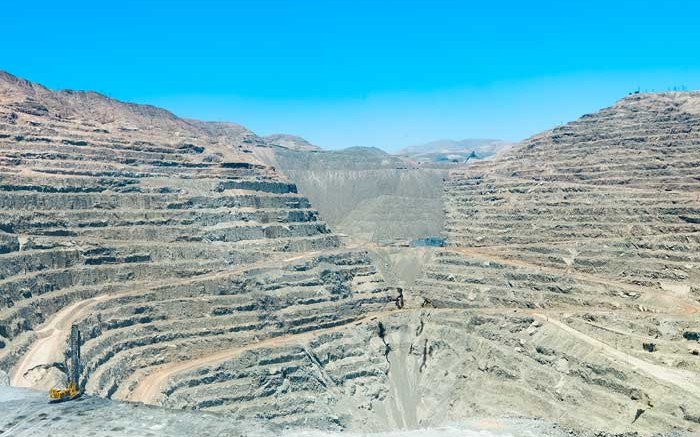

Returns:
0,72,699,436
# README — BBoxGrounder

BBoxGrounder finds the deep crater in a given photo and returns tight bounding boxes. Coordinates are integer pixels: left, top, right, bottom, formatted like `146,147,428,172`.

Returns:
1,72,699,436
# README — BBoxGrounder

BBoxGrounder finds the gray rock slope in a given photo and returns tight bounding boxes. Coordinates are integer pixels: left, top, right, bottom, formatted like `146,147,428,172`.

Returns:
232,92,700,434
269,146,447,244
0,71,398,423
413,92,700,434
2,386,640,437
1,69,699,436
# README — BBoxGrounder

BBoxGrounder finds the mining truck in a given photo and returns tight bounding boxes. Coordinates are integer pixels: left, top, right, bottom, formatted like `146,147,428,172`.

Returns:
48,325,83,403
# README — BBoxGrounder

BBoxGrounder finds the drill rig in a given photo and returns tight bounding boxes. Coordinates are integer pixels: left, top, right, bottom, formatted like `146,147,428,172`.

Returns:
48,324,83,403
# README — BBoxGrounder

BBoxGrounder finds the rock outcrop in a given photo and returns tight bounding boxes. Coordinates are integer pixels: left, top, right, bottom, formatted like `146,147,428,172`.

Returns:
412,92,700,433
0,72,397,415
1,70,699,435
269,146,447,244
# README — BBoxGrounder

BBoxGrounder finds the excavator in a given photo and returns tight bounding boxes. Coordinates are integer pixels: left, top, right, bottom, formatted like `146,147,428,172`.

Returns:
48,325,83,403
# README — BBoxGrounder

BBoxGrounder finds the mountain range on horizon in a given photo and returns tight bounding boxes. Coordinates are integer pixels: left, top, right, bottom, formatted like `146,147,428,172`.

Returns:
0,70,513,158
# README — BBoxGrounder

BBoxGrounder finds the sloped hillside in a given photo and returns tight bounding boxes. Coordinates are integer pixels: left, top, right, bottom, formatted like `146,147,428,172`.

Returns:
263,134,322,151
413,92,700,433
0,72,398,428
270,146,447,244
2,71,699,435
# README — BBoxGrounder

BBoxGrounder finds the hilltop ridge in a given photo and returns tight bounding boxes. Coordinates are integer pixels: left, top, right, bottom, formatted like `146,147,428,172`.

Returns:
263,134,322,151
0,70,264,151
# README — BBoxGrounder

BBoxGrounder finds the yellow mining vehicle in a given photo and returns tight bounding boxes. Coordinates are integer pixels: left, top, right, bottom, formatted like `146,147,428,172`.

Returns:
49,382,82,403
48,325,83,403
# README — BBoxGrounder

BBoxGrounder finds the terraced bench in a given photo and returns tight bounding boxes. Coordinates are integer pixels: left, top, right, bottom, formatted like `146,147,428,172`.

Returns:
0,77,397,401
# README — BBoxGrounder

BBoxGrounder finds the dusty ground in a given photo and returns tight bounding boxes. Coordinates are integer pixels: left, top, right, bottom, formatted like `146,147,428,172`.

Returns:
1,386,665,437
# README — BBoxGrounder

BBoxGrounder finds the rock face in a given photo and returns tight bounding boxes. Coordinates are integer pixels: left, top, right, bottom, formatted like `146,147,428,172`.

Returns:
1,70,700,436
412,92,700,433
269,146,447,244
0,71,397,422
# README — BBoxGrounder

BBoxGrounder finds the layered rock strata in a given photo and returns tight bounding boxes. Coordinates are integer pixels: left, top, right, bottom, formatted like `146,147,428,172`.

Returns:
0,73,397,410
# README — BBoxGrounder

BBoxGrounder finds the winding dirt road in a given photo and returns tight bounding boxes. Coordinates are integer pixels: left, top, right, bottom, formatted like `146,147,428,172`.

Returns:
447,246,700,313
10,296,109,389
126,310,392,404
9,251,323,391
12,241,700,408
533,314,700,398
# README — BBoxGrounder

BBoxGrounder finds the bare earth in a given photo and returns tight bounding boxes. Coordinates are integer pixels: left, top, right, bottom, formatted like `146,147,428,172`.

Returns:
1,72,699,435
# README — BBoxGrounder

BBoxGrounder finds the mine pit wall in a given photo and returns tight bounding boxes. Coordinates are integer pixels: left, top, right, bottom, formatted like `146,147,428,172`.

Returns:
217,91,698,432
3,75,700,434
394,92,700,433
78,252,396,400
265,146,449,245
151,303,700,433
0,81,403,402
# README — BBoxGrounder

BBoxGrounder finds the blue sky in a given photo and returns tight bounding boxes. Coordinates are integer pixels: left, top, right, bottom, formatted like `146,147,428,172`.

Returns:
3,0,700,150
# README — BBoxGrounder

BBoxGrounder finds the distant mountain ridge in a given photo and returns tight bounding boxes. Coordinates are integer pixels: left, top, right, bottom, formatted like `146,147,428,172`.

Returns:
0,70,265,152
263,133,322,151
397,138,511,163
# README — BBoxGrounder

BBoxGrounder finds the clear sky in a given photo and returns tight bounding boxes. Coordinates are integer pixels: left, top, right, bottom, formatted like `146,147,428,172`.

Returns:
3,0,700,150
